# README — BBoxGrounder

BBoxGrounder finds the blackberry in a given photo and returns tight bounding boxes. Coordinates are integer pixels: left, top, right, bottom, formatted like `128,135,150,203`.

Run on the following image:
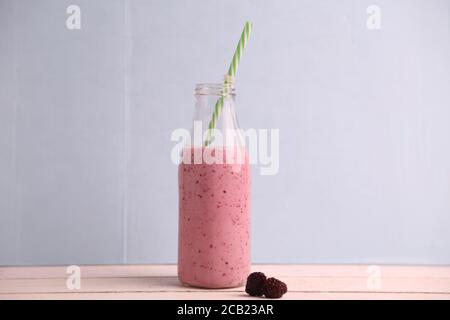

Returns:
245,272,267,296
263,277,287,298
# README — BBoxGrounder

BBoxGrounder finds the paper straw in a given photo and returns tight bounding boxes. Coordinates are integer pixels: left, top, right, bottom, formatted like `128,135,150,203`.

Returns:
204,21,253,146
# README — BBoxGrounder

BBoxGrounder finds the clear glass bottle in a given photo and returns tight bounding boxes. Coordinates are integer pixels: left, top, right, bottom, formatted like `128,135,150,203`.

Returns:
178,81,251,288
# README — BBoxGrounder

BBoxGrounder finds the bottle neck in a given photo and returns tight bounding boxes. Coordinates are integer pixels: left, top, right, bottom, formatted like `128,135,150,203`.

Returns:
192,83,243,148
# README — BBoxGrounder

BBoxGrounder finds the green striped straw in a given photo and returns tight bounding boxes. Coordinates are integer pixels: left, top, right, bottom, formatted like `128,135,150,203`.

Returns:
204,21,253,146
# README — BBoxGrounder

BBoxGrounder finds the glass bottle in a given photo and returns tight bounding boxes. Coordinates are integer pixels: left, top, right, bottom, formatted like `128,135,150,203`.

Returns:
178,81,251,288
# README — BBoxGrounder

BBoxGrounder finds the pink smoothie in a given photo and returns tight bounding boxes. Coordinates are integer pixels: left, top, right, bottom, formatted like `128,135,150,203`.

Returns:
178,147,251,288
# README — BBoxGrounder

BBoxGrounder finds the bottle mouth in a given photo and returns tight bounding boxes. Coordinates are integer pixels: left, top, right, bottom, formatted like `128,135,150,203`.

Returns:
195,83,236,96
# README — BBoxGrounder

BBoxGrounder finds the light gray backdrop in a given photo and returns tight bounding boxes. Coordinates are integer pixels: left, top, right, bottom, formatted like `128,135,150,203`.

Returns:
0,0,449,266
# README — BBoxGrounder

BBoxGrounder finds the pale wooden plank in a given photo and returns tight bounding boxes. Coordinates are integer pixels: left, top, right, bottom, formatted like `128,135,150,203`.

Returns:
0,265,177,279
257,264,450,278
1,291,450,300
2,264,450,280
1,264,450,301
1,275,449,294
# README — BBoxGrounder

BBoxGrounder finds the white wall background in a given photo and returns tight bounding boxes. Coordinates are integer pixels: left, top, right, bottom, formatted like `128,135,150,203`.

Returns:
0,0,449,266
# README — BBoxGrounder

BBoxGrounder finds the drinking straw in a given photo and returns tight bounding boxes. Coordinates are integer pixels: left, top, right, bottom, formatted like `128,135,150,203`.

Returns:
204,21,253,146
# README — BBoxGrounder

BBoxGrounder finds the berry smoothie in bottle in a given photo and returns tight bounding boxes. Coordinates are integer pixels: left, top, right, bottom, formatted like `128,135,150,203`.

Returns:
178,82,251,288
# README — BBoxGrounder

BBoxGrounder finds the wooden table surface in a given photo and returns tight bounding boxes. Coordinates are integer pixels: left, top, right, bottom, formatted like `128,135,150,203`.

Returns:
1,265,449,300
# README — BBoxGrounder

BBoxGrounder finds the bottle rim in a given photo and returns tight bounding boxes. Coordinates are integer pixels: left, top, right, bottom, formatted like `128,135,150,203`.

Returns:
195,83,236,97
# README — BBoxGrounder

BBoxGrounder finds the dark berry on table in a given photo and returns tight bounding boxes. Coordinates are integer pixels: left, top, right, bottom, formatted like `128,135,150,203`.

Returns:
245,272,267,296
263,277,287,299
